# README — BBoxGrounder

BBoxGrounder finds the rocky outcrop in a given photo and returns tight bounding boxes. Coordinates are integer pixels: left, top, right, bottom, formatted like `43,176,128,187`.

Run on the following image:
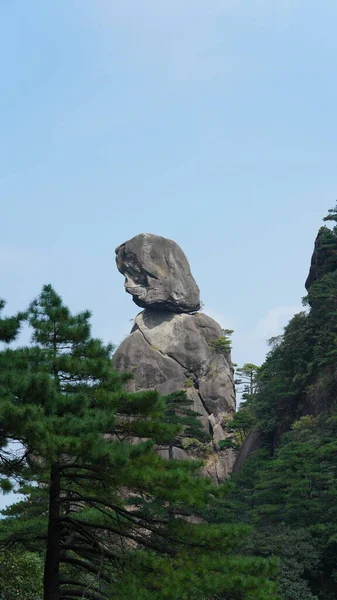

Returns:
305,227,337,291
113,234,236,483
116,233,200,313
232,429,263,473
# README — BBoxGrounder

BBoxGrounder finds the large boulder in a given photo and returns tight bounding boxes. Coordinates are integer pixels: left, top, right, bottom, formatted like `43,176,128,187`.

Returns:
113,309,236,482
131,310,235,416
113,233,236,483
115,233,200,313
112,327,186,396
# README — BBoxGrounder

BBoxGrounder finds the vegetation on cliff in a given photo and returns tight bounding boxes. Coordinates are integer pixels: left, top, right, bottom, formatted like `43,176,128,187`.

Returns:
224,204,337,599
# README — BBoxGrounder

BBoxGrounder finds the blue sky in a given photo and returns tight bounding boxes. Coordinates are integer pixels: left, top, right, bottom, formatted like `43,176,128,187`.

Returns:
2,1,337,372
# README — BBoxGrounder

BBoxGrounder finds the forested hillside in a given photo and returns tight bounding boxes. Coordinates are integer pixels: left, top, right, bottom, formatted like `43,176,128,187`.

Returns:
1,206,337,599
224,205,337,600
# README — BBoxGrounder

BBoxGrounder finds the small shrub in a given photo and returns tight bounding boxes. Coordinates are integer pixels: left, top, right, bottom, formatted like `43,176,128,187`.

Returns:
291,415,316,431
208,335,232,355
182,438,212,456
218,439,238,451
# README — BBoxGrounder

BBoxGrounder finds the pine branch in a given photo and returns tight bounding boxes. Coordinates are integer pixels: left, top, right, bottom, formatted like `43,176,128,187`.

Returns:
61,543,119,565
61,546,113,583
60,516,165,554
60,587,106,600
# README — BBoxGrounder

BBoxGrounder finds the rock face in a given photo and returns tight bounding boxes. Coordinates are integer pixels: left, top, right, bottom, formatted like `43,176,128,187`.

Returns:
115,233,200,313
113,234,236,483
232,429,263,473
305,227,337,291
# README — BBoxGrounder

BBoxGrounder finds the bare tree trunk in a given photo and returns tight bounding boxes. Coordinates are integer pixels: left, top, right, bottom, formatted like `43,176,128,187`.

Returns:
44,463,61,600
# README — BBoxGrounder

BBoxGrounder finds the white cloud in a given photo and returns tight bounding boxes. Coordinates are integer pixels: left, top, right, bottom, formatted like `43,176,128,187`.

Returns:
254,305,303,340
196,304,304,368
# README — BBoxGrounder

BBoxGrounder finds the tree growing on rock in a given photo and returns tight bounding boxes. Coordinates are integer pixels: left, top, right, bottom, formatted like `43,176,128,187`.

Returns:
208,329,234,357
222,364,260,446
163,390,211,459
235,363,260,401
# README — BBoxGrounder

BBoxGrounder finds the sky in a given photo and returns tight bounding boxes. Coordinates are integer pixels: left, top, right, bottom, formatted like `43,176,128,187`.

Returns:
1,2,337,379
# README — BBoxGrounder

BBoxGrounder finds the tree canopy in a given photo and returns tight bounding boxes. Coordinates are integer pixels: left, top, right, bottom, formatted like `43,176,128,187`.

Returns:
0,285,278,600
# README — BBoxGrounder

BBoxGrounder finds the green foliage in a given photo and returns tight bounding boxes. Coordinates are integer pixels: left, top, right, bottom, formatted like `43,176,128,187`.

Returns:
218,439,238,451
0,299,24,344
228,413,337,598
311,225,337,278
235,363,260,400
209,330,234,356
0,286,277,600
182,436,213,456
223,363,260,448
249,527,319,600
291,415,315,431
323,203,337,222
163,390,212,460
247,212,337,439
163,390,211,446
248,310,314,436
226,402,255,446
0,552,43,600
304,270,337,368
224,205,337,599
0,300,26,493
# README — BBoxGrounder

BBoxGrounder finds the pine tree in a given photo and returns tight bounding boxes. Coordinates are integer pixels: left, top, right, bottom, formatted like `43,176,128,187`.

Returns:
0,285,174,599
235,363,260,400
0,285,279,600
0,299,26,492
0,299,23,343
163,390,211,459
228,364,260,445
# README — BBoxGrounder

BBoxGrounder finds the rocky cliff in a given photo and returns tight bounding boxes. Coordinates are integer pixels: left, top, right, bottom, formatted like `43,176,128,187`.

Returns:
305,226,337,291
233,222,337,472
113,233,236,483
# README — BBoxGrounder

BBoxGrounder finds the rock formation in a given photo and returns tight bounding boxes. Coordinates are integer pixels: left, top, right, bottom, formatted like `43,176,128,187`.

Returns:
305,226,337,291
115,233,200,313
113,233,236,482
